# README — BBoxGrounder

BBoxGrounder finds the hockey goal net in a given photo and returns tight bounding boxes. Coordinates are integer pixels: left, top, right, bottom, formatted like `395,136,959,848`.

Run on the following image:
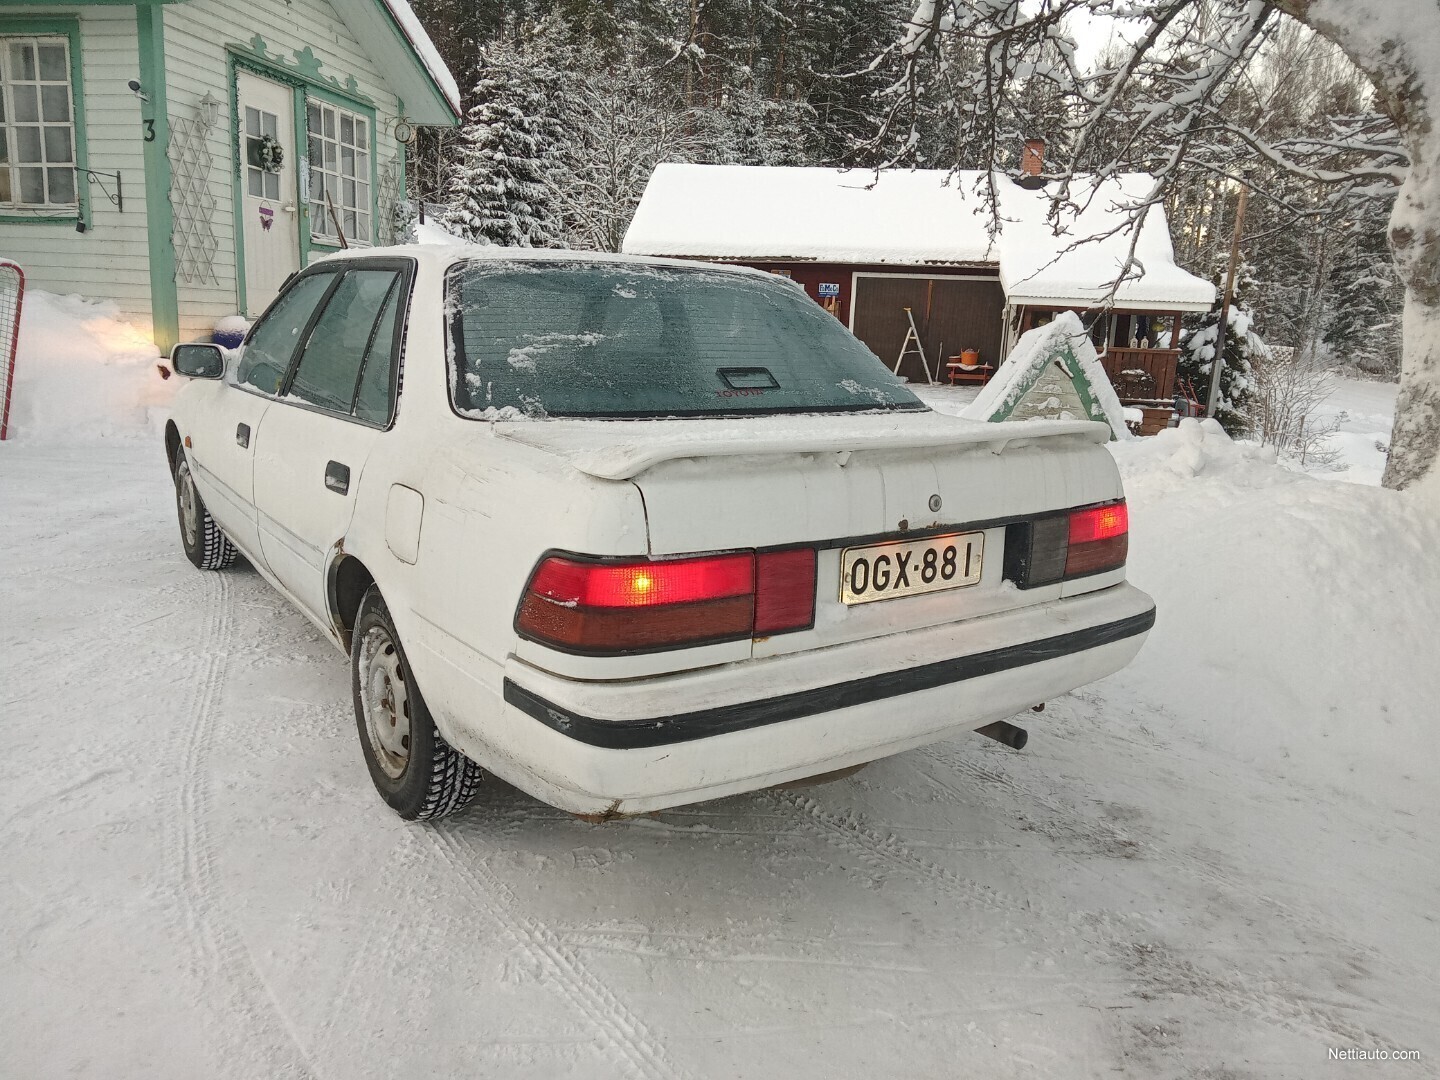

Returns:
0,259,23,440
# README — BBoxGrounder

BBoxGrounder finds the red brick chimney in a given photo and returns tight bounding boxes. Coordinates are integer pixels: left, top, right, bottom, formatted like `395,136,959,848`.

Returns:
1021,138,1046,177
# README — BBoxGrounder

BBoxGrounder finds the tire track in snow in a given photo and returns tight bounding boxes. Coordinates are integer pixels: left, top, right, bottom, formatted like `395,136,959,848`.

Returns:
307,832,444,1065
765,787,1047,923
919,739,1411,973
916,741,1408,1047
166,571,319,1080
426,822,692,1080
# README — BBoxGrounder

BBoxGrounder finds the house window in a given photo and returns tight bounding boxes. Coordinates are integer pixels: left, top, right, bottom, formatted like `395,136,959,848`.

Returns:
0,36,77,209
307,100,370,245
244,105,282,201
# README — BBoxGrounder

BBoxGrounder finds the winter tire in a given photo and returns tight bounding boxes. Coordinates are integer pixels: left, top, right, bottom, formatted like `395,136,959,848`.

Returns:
352,585,483,819
174,453,238,570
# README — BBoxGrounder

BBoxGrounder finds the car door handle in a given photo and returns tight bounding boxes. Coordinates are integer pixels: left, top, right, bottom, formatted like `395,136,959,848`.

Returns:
325,461,350,495
236,422,250,448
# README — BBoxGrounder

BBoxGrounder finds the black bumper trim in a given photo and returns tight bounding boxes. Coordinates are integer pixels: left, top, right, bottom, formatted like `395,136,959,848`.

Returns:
504,606,1155,750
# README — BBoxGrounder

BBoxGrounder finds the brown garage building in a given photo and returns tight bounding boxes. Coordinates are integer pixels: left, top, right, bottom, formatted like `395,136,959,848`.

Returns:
621,162,1216,401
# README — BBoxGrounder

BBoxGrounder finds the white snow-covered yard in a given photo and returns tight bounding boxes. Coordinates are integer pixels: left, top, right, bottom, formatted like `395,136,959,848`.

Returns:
2,300,1437,1078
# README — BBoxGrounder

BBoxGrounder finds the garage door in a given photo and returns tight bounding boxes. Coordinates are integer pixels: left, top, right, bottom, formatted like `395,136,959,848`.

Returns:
852,276,1006,384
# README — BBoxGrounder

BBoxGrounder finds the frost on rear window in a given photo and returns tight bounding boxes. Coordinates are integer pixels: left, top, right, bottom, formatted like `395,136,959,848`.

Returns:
507,332,605,372
445,260,926,420
839,377,892,405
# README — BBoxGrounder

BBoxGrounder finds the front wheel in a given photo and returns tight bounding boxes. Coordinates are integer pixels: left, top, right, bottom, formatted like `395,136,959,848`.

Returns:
174,454,237,570
352,586,483,819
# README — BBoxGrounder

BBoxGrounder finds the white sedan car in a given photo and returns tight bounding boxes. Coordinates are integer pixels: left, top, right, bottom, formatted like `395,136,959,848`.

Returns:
166,247,1154,820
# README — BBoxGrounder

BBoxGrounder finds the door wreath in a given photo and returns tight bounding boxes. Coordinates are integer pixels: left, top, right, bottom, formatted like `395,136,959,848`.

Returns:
256,134,285,173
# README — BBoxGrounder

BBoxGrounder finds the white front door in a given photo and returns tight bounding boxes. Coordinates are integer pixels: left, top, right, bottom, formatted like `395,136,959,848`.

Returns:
236,71,300,317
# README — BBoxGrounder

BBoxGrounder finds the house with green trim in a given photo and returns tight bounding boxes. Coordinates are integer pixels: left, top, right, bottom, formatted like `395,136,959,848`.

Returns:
0,0,459,352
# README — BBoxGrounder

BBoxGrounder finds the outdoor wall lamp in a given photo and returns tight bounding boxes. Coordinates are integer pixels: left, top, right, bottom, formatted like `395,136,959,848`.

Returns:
127,79,148,103
198,91,222,129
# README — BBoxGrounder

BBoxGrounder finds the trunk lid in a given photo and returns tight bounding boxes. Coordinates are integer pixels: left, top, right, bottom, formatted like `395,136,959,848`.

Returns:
499,412,1124,661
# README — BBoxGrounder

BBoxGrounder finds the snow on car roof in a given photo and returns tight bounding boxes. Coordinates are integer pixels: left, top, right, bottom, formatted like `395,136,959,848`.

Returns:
344,242,801,286
622,164,1216,311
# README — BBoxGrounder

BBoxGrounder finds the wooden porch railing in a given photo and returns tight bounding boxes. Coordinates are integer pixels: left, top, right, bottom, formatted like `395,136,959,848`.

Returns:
1099,347,1180,403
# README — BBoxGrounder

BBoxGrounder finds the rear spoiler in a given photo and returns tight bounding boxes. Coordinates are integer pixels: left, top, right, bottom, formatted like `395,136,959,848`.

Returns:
495,414,1111,481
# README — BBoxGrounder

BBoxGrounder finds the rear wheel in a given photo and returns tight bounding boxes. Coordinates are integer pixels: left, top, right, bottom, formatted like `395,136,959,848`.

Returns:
352,586,483,819
174,454,237,570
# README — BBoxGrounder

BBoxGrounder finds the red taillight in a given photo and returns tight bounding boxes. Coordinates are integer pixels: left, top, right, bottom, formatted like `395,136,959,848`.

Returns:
1068,502,1128,545
528,553,753,608
754,548,817,635
517,548,816,654
1065,501,1129,577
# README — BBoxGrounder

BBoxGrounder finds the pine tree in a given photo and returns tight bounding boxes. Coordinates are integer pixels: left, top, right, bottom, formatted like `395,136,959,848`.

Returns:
445,37,565,247
1179,262,1261,437
1321,179,1403,376
719,77,816,165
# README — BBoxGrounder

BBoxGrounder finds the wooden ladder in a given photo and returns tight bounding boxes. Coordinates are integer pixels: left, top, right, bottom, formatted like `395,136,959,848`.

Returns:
892,307,935,385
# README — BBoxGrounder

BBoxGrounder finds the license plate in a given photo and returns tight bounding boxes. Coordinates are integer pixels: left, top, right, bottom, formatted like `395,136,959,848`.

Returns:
840,532,984,605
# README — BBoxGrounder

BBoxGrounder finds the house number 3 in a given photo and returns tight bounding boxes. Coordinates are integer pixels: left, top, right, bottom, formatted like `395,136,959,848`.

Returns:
143,119,155,142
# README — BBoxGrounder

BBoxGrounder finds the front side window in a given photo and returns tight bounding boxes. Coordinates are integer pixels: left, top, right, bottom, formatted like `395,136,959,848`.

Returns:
307,100,370,245
447,261,926,419
234,272,337,396
0,35,77,210
286,268,402,423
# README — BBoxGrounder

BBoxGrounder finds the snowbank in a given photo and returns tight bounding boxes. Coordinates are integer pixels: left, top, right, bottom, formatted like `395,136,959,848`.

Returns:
1111,418,1440,805
3,290,171,442
1305,376,1398,486
413,218,465,245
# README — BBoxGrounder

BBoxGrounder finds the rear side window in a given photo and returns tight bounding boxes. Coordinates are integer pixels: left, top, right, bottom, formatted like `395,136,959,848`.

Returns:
286,268,401,421
447,261,925,419
235,273,336,395
353,283,402,425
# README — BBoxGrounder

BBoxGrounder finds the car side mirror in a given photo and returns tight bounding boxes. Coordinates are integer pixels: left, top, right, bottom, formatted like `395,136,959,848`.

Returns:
170,342,225,379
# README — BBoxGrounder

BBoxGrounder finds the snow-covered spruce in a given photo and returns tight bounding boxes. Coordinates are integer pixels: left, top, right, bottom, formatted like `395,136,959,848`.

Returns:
443,36,565,248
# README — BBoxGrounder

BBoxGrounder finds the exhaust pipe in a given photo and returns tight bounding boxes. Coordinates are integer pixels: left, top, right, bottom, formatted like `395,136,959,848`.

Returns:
976,720,1028,750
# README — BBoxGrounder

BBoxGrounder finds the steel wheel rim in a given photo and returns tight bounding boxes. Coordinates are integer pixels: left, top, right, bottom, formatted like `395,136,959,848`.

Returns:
358,625,411,779
177,461,199,548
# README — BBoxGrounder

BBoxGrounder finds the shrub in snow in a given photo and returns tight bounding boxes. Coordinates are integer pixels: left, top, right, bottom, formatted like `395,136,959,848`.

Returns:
389,199,418,246
1247,346,1344,469
547,54,710,252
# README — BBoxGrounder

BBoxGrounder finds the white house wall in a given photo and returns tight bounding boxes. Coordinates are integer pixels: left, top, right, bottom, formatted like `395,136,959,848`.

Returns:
0,6,154,336
164,0,405,340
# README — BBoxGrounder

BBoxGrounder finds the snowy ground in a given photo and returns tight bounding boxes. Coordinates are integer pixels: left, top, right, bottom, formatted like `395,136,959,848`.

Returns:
1309,378,1400,487
4,354,1438,1076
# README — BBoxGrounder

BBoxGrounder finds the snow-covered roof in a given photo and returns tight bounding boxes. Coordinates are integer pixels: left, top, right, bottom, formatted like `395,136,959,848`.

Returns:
331,0,461,124
622,164,1216,311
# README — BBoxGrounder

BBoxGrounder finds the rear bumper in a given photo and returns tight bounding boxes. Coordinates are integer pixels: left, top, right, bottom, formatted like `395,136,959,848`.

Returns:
442,583,1155,815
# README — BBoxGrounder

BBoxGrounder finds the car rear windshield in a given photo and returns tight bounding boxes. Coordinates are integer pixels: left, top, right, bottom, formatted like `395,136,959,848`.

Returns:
446,260,926,419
